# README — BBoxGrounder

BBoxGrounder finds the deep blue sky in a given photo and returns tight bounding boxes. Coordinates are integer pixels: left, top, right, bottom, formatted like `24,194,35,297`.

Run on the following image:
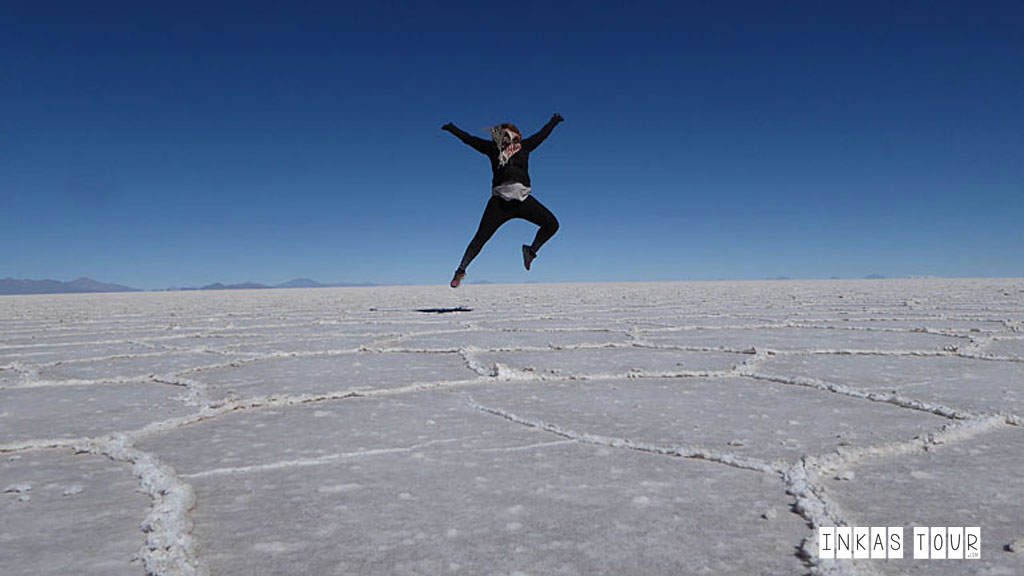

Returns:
2,1,1022,289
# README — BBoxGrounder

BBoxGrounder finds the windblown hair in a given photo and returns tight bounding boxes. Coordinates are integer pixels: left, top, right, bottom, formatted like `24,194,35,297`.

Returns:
497,123,520,138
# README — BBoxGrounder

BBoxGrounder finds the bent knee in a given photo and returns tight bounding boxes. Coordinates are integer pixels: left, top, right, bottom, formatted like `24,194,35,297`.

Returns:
547,217,560,234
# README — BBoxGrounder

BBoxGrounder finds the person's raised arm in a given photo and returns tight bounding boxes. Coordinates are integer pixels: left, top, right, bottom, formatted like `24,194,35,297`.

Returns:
522,113,564,152
442,122,494,156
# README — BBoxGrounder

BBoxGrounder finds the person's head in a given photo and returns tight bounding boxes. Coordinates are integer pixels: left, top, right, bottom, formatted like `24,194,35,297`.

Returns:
492,123,521,148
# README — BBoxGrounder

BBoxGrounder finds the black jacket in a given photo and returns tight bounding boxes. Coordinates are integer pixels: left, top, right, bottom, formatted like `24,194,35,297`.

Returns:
447,118,559,188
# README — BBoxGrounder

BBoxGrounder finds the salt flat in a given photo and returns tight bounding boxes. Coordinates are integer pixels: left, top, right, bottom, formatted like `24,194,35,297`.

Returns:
1,279,1022,576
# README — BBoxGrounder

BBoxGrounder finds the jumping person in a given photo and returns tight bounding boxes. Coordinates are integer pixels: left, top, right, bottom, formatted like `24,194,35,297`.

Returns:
442,113,564,288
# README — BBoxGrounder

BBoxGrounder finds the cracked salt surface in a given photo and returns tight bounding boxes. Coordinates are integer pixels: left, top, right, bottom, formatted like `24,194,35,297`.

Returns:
35,351,242,383
470,347,744,378
0,381,197,443
754,354,1024,417
188,351,477,401
0,450,150,576
385,327,632,351
985,337,1024,360
0,341,160,365
1,278,1023,575
186,435,806,576
462,376,947,463
821,425,1024,575
642,326,964,354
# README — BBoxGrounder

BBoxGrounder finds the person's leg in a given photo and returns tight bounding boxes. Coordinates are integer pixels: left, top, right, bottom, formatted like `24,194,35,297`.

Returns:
459,196,514,271
516,196,560,255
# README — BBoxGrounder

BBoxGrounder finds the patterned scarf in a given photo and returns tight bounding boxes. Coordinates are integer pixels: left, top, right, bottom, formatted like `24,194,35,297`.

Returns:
491,125,522,166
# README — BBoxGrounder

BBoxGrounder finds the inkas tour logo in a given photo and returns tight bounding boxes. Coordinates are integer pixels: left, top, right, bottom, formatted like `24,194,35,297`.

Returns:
818,526,980,560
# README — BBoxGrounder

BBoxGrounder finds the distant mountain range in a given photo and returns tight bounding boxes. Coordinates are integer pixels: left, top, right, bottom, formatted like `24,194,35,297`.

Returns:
0,274,905,296
175,278,377,291
0,277,377,296
0,277,142,295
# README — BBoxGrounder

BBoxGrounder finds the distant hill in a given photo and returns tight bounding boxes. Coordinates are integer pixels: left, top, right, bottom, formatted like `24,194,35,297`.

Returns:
2,277,380,295
0,277,141,295
274,279,378,289
277,278,328,289
199,282,272,291
177,279,378,291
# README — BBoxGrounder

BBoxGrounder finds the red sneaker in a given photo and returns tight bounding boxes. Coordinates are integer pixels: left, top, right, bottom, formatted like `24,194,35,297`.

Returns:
450,269,466,288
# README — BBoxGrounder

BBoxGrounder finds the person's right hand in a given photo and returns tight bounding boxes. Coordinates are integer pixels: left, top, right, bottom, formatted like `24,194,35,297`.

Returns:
442,122,455,132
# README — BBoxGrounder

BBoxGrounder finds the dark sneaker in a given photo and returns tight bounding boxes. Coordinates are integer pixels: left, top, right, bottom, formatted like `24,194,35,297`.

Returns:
522,245,537,271
450,269,466,288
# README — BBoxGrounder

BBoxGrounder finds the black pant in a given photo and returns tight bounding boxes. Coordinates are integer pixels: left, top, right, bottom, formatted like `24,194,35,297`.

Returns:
459,195,559,270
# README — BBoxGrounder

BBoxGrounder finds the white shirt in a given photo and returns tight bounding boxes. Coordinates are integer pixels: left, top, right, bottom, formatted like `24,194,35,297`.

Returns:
492,182,531,201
